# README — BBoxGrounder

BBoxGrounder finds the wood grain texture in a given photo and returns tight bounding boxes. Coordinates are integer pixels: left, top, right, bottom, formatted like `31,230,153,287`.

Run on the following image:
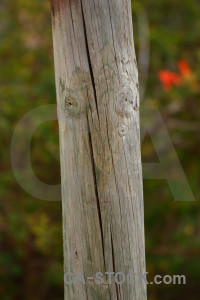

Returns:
51,0,147,299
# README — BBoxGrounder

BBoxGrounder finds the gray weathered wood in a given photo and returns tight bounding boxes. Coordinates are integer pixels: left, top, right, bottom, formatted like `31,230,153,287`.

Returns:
51,0,147,299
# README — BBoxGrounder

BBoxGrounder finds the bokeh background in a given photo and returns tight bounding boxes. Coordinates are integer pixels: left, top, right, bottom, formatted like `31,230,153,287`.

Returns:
1,0,200,299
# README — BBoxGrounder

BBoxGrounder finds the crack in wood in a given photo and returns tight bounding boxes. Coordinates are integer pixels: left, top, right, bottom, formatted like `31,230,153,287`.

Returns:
81,0,100,122
111,232,120,300
86,113,106,271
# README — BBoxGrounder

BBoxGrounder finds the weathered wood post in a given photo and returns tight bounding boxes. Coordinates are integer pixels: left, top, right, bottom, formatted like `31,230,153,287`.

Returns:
51,0,147,299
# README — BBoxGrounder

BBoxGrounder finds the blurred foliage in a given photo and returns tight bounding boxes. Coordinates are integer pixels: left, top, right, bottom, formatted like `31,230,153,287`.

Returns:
0,0,200,299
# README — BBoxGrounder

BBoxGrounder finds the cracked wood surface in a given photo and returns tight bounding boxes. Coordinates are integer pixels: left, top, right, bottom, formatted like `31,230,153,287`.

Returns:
51,0,147,299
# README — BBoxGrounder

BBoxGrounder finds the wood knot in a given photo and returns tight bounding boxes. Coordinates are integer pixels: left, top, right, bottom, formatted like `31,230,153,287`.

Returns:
60,89,83,117
115,82,139,137
59,75,92,118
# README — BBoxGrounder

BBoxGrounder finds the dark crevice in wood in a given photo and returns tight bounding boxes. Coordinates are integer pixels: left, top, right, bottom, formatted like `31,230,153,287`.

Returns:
86,113,106,270
111,232,120,300
80,0,100,122
81,0,105,270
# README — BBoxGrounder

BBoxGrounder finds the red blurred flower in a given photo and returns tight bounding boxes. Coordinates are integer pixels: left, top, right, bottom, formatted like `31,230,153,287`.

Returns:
158,70,181,90
178,60,191,77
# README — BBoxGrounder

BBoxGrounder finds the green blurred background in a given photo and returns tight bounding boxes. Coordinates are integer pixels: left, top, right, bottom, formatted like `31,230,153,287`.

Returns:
0,0,200,299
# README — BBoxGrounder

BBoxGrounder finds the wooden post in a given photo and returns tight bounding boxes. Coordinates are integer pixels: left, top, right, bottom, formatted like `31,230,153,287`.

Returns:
51,0,147,299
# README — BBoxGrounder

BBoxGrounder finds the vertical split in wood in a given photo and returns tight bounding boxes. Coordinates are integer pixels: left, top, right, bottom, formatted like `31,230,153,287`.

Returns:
51,0,147,299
